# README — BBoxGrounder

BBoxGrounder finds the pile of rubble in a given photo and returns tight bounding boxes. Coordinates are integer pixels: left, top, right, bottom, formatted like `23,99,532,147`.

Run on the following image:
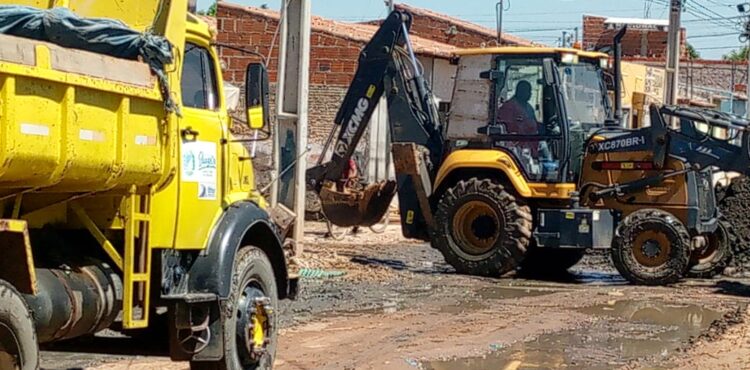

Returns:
717,177,750,274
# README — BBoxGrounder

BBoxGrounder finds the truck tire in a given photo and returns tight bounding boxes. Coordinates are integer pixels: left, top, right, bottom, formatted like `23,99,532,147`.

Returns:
432,178,532,277
686,220,733,279
611,209,691,285
0,280,38,370
191,247,278,370
520,248,586,277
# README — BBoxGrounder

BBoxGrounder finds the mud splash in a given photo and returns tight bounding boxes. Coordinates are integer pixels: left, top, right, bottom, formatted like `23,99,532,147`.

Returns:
425,300,721,370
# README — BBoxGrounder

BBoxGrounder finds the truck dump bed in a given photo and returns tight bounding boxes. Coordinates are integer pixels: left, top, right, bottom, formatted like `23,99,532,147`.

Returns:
0,33,168,193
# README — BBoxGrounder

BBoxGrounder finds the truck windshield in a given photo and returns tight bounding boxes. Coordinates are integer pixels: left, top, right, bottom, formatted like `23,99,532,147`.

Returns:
558,63,609,125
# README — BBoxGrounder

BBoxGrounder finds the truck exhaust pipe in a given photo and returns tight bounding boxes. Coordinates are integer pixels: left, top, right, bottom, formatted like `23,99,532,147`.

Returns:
613,26,627,126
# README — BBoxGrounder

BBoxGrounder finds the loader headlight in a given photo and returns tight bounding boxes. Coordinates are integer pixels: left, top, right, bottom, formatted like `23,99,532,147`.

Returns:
600,58,610,69
561,53,579,64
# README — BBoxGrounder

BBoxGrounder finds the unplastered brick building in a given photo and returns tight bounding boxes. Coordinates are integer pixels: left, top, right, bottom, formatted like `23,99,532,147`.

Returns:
217,2,459,145
383,3,534,48
583,15,686,58
216,2,535,145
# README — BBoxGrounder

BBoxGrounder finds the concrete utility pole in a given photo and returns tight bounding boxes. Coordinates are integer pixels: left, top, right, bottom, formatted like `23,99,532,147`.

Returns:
562,31,568,47
386,0,394,13
664,0,682,106
275,0,311,253
740,3,750,118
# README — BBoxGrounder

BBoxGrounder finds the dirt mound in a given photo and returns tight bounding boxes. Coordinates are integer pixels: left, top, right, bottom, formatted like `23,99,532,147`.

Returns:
687,305,746,346
717,177,750,274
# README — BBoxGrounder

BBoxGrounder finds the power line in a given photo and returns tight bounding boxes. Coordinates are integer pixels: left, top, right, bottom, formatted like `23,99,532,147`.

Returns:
704,0,735,8
683,15,744,22
651,0,740,29
688,31,739,38
506,27,572,33
693,45,744,50
687,0,739,27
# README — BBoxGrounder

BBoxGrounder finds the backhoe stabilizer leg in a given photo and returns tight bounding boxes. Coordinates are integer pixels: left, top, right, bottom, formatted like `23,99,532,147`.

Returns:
392,143,435,238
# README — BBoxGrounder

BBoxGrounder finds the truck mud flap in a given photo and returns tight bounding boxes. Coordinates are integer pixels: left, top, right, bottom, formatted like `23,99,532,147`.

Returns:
319,180,397,227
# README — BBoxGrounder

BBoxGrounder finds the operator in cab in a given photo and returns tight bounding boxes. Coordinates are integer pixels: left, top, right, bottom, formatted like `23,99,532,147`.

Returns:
496,80,538,135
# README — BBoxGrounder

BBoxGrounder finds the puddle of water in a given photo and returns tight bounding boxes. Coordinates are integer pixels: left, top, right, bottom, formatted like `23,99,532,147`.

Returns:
476,286,557,300
426,300,721,370
580,300,722,329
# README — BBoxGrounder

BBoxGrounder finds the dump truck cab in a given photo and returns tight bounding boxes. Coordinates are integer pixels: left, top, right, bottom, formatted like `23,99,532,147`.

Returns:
439,47,612,198
0,2,291,369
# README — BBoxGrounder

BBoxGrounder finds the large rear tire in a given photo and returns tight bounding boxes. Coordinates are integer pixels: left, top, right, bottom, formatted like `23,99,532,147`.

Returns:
0,280,38,370
431,178,533,277
520,248,586,277
190,247,278,370
686,220,733,279
611,209,691,286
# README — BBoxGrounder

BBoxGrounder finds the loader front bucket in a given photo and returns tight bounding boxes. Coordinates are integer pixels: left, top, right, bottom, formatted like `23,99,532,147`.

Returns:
319,180,397,227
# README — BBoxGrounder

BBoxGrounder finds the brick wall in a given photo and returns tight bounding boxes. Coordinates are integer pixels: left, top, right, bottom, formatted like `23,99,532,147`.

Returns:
627,57,749,102
217,3,363,147
583,15,686,58
217,4,362,89
244,83,348,190
404,18,496,48
365,4,532,48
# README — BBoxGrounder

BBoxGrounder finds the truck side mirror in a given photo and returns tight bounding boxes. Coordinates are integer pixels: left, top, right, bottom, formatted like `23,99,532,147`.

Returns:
245,63,270,130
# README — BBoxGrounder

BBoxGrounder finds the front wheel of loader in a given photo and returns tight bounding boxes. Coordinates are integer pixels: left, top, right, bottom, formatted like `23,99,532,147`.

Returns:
611,209,691,286
0,280,39,370
431,178,533,277
190,247,278,370
686,220,733,279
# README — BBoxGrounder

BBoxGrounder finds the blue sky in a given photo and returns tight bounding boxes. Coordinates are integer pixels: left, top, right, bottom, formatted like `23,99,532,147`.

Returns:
199,0,746,59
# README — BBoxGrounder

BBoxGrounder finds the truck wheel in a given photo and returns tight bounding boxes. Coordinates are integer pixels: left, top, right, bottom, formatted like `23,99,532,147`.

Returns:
432,178,532,277
520,248,586,277
191,247,278,370
0,280,38,370
686,220,733,279
611,209,691,285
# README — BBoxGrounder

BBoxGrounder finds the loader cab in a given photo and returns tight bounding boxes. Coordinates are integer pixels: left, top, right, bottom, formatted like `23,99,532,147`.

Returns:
446,48,611,185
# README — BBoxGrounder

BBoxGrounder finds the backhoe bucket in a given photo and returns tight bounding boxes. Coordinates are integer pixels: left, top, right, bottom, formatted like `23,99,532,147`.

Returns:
320,180,397,227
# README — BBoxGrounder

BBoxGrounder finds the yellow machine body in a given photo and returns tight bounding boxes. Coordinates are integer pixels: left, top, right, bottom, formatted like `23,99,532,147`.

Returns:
440,48,608,202
0,0,268,331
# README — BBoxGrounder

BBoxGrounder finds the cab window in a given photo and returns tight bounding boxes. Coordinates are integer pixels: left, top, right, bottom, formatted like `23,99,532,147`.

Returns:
181,43,219,110
489,57,563,183
495,62,543,134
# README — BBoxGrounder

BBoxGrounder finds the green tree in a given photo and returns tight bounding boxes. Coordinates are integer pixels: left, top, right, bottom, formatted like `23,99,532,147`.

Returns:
723,46,750,62
685,43,700,59
197,1,217,16
207,2,217,16
198,1,266,15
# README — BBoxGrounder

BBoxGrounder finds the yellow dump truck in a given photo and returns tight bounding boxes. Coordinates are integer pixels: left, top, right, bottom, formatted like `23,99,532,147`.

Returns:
0,1,292,369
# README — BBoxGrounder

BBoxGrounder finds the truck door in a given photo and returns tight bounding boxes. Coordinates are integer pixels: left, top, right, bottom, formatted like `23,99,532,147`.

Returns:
175,41,225,249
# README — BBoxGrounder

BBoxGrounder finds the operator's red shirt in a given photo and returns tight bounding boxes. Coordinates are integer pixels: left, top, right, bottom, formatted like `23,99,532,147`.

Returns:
496,99,537,135
496,99,539,156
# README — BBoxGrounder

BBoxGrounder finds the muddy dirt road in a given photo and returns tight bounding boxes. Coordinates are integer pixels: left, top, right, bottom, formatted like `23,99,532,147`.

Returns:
41,223,750,370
